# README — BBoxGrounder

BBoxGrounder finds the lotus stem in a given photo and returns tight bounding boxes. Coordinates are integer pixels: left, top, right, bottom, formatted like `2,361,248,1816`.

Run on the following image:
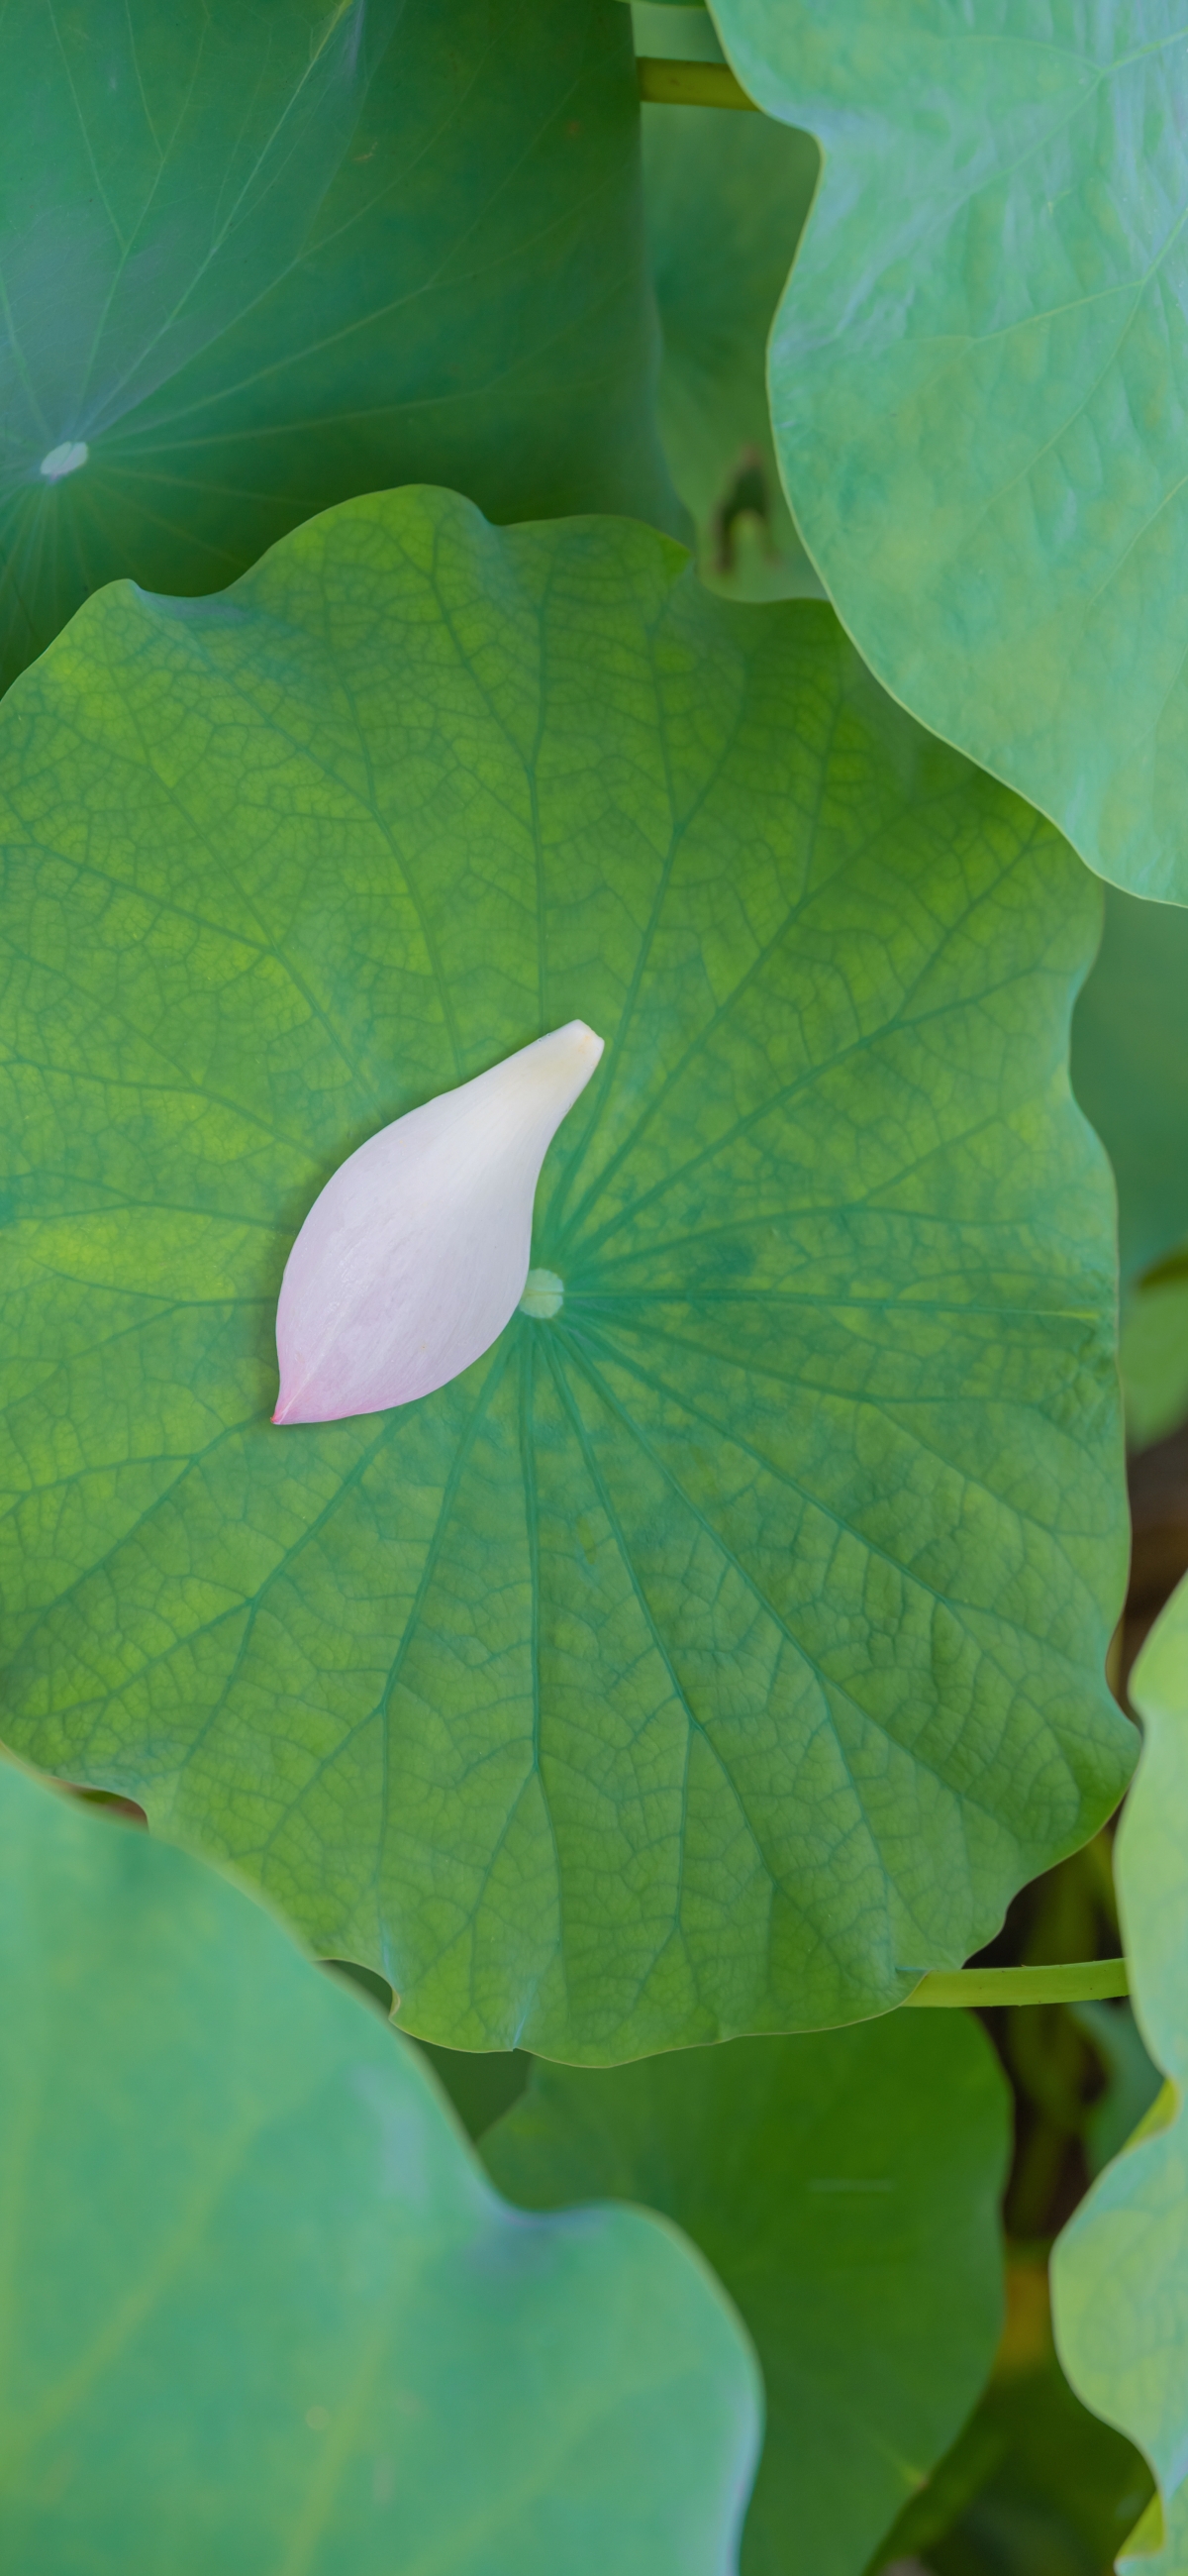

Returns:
905,1959,1130,2008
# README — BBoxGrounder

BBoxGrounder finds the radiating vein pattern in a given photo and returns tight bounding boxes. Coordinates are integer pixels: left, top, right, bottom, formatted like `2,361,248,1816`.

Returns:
0,0,674,694
0,487,1132,2057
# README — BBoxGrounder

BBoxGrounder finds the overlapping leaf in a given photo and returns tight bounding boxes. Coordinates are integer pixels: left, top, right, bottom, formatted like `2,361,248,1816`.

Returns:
0,1755,758,2572
1053,1574,1188,2574
0,0,675,694
482,2014,1009,2576
0,485,1133,2058
1119,1261,1188,1451
710,0,1188,902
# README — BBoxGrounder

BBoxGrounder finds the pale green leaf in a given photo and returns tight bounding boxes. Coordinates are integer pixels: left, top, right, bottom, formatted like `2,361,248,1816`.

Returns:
709,0,1188,902
1070,878,1188,1443
481,2014,1009,2576
1053,1573,1188,2571
0,1754,758,2572
0,0,676,695
0,485,1133,2057
416,2039,531,2142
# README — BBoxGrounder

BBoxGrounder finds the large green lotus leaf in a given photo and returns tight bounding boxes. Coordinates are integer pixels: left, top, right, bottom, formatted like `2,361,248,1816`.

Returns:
1053,1574,1188,2575
708,0,1188,904
0,1756,758,2572
481,2013,1009,2576
0,485,1134,2058
0,0,676,697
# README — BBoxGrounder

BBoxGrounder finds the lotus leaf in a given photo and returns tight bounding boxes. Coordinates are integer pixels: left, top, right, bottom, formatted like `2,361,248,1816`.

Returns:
0,484,1133,2057
0,0,675,693
0,1755,757,2572
710,0,1188,902
482,2013,1009,2576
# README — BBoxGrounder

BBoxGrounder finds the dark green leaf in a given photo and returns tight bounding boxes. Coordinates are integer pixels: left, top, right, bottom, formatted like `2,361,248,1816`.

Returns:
0,486,1133,2056
482,2014,1010,2576
1070,879,1188,1441
1071,885,1188,1285
643,95,822,599
0,0,676,693
416,2041,531,2141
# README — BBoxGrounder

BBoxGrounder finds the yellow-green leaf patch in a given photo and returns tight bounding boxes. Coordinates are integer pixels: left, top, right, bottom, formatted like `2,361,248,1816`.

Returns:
0,0,675,693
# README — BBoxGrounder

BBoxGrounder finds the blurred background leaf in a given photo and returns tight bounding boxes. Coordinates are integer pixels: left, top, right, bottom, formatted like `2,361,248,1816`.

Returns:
873,2271,1152,2576
636,4,822,601
0,0,678,694
1071,882,1188,1502
482,2015,1010,2576
1071,889,1188,1291
0,487,1133,2055
0,1755,758,2571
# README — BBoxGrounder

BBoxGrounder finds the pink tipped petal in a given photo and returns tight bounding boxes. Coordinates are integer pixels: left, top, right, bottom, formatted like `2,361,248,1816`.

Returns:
273,1021,604,1425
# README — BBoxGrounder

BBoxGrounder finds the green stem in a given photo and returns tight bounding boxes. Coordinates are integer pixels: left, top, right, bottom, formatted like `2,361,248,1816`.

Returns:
637,57,758,108
905,1959,1130,2009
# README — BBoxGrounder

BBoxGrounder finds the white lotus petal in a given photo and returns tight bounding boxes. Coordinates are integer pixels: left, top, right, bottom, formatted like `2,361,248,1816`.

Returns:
273,1022,604,1425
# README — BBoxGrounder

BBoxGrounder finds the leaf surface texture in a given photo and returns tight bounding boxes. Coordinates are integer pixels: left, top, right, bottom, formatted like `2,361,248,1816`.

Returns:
483,2014,1009,2576
0,1758,757,2572
711,0,1188,900
0,486,1133,2055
